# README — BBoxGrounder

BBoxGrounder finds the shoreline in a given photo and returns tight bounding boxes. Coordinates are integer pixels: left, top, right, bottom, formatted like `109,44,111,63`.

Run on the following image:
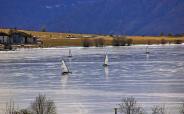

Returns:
2,43,182,51
1,28,184,48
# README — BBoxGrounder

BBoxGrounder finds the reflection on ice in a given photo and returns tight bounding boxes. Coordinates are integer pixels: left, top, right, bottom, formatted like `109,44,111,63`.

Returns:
61,74,69,89
146,54,150,60
104,67,109,80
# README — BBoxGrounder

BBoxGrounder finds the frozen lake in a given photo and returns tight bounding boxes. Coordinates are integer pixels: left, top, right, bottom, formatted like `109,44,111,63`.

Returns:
0,45,184,114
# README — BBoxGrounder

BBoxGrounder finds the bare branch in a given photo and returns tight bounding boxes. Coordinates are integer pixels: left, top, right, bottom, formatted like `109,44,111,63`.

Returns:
151,105,166,114
119,97,145,114
31,94,56,114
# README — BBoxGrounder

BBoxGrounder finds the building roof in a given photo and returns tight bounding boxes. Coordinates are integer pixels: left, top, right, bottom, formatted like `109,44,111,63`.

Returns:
0,32,9,36
10,31,32,37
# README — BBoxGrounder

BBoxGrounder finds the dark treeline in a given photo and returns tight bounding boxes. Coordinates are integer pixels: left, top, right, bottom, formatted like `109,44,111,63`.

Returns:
159,32,184,37
81,38,105,47
160,39,183,45
81,36,133,47
81,36,183,47
2,96,184,114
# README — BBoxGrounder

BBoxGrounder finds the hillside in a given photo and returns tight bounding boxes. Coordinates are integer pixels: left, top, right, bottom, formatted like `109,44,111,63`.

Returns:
0,0,184,35
1,28,184,47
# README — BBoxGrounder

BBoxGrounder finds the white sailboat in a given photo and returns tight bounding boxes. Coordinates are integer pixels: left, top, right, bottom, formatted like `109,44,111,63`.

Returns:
103,54,109,67
68,49,72,57
145,46,150,54
61,59,72,75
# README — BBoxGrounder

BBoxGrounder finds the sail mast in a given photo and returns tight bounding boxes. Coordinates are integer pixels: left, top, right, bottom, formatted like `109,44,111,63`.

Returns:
68,49,72,57
146,46,150,54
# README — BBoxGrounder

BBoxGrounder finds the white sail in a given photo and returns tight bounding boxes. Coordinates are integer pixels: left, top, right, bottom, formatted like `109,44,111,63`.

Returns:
69,49,72,57
104,54,109,66
61,60,69,73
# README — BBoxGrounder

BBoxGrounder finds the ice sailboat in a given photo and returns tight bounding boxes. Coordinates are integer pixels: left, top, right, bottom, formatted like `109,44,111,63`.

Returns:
68,49,72,57
145,46,150,54
61,59,72,75
103,54,109,67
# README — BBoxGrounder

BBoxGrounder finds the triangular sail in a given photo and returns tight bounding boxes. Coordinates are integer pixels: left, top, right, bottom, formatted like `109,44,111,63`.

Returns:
61,60,69,73
104,54,109,66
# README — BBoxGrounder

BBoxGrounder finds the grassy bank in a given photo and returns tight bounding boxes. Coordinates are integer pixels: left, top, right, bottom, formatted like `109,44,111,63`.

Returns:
1,28,184,47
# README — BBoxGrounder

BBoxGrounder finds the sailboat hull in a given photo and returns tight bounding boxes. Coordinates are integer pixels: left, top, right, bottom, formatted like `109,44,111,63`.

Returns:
103,64,109,67
62,72,72,75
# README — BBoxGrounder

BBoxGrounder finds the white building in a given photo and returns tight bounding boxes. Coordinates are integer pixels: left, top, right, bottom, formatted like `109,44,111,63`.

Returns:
0,32,9,44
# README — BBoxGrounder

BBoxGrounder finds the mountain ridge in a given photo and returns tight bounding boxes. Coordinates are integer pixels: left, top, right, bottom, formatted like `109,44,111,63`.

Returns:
0,0,184,35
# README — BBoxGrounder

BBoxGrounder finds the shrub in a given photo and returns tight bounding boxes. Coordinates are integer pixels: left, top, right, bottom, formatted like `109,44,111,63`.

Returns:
126,39,133,46
119,38,126,46
174,39,182,44
112,36,133,46
18,109,32,114
112,37,120,46
94,38,105,47
160,39,167,44
147,40,152,45
81,38,92,47
112,36,127,46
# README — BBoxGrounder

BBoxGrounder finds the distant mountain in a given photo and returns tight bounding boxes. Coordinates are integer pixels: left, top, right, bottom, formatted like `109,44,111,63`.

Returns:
0,0,184,35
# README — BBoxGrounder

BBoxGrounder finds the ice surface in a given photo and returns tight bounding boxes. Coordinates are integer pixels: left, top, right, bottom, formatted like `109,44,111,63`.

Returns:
0,45,184,114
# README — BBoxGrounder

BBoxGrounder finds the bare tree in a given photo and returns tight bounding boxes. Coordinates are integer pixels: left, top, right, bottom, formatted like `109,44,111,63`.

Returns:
151,105,166,114
119,97,145,114
4,100,18,114
31,94,56,114
126,39,133,46
180,103,184,114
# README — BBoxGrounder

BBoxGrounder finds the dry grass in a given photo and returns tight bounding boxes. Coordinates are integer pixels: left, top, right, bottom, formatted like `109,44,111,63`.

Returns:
1,28,184,47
